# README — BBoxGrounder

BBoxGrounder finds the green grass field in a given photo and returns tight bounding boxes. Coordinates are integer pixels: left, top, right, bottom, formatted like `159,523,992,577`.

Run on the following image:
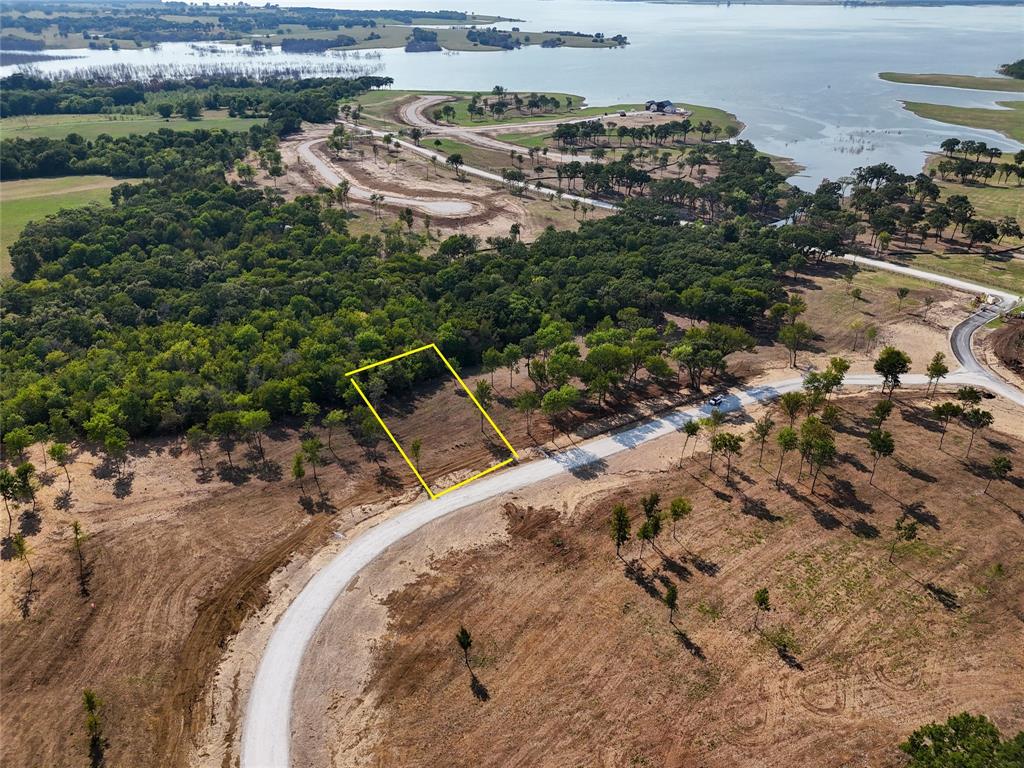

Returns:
0,110,265,140
1,175,117,277
891,251,1024,294
880,72,1024,93
902,100,1024,142
923,154,1023,246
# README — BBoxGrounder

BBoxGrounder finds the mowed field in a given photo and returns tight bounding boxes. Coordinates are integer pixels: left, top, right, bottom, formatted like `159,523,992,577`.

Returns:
0,175,117,276
350,394,1024,767
0,110,265,140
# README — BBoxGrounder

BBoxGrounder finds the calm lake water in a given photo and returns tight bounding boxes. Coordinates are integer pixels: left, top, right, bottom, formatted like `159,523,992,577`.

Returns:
5,0,1023,186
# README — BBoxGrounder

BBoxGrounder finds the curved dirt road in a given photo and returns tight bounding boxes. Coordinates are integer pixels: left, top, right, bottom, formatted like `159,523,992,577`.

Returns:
297,137,478,217
239,363,1020,767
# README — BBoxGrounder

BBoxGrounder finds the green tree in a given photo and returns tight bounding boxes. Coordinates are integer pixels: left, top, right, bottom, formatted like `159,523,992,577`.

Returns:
901,712,1024,767
868,429,895,485
207,412,239,467
323,409,348,459
291,452,305,495
238,409,271,464
456,625,472,667
0,468,17,537
610,503,631,558
541,385,580,439
753,587,770,630
775,427,798,487
779,391,804,426
482,347,502,386
410,438,422,472
753,414,775,466
712,432,744,482
637,518,654,559
896,286,910,311
926,352,949,396
985,455,1012,495
778,321,814,367
301,437,324,496
48,442,72,493
664,583,679,623
669,497,692,541
961,408,993,458
71,520,89,595
11,531,33,579
682,419,700,462
82,688,106,768
872,399,894,427
931,402,963,449
185,426,209,472
472,379,493,431
3,427,33,460
874,346,912,400
514,390,541,436
889,516,919,564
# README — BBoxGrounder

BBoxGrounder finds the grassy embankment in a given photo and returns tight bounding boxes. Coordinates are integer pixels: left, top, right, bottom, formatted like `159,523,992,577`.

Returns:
900,100,1024,143
879,71,1024,93
1,176,117,276
0,110,266,140
255,25,621,52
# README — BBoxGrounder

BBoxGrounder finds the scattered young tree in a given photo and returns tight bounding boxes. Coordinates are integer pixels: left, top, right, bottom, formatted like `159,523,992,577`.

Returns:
82,688,106,768
637,518,654,559
985,455,1012,495
961,408,994,458
712,432,745,482
323,409,348,459
456,625,472,667
291,453,305,495
925,352,949,396
753,587,770,630
410,438,422,472
753,414,775,466
238,409,271,464
682,419,700,461
664,583,679,623
956,386,982,406
0,468,16,536
931,401,964,448
473,379,494,431
872,399,894,427
610,503,631,558
895,286,910,311
301,437,325,496
778,321,814,367
514,390,541,436
669,497,692,541
776,427,799,487
868,429,895,485
11,531,33,579
889,515,919,564
185,426,209,473
779,391,804,426
48,442,73,493
71,520,89,594
874,346,912,400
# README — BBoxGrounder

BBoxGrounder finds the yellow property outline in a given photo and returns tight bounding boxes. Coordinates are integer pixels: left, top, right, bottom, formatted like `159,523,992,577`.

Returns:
345,343,519,500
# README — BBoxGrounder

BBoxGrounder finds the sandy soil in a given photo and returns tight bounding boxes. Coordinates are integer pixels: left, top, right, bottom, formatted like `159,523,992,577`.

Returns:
309,395,1024,767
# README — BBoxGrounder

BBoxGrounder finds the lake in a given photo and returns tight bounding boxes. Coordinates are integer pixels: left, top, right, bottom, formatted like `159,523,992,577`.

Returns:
4,0,1022,186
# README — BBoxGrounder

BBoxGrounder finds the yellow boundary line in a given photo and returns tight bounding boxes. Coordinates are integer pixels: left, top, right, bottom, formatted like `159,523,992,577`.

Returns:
346,343,518,500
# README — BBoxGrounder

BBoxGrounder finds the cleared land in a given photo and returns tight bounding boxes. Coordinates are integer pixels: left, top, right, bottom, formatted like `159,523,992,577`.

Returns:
0,110,265,140
901,99,1024,142
880,71,1024,93
0,175,117,276
321,393,1024,767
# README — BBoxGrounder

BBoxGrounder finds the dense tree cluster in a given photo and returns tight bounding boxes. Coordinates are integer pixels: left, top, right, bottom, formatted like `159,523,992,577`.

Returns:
465,28,521,50
1,2,474,47
999,58,1024,79
1,162,792,440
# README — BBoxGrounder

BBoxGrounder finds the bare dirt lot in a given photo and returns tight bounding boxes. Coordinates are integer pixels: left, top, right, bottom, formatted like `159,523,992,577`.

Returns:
326,394,1024,767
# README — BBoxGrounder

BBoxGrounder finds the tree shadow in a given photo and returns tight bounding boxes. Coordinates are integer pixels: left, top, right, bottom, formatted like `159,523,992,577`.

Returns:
689,552,720,577
812,507,843,531
836,452,869,473
848,518,880,539
660,555,692,581
254,460,283,483
672,626,706,661
91,458,117,481
36,470,56,488
924,582,960,611
192,466,215,485
216,462,251,486
777,646,805,671
903,500,940,530
470,672,490,702
740,497,782,523
376,465,403,490
828,478,874,515
112,472,135,499
54,489,74,511
553,447,608,481
897,462,937,484
19,507,41,536
18,573,36,618
623,558,662,601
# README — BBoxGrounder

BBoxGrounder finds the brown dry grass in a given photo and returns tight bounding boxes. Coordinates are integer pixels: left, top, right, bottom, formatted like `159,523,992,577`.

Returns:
355,395,1024,767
